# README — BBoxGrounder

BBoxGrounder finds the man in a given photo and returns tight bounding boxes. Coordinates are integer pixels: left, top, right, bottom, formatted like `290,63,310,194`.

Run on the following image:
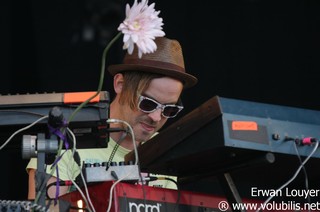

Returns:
26,36,198,199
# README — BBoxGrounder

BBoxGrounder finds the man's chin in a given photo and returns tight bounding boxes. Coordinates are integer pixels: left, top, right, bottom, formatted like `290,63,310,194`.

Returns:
136,132,154,143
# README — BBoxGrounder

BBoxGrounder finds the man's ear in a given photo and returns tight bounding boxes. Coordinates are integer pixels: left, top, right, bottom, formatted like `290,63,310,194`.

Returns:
113,73,124,94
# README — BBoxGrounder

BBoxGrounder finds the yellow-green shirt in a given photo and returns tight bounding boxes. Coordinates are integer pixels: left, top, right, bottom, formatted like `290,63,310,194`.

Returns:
26,137,177,189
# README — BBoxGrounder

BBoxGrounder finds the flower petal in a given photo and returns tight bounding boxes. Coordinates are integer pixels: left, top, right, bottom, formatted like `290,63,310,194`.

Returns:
118,0,165,57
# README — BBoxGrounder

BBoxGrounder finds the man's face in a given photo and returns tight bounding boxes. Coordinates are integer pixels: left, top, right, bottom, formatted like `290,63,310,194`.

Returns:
125,77,183,143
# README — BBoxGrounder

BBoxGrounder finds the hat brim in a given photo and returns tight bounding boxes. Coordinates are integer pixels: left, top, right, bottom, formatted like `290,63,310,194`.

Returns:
108,64,198,89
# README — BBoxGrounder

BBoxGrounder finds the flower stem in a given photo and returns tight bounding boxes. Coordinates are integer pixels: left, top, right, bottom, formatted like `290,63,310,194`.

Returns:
68,31,122,123
34,32,123,206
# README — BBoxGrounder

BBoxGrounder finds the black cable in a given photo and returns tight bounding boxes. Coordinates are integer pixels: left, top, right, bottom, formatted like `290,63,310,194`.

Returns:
73,151,81,167
45,180,89,211
46,180,74,199
45,199,53,211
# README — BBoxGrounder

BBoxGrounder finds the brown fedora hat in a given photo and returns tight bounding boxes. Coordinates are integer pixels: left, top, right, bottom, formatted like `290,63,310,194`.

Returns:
108,37,198,88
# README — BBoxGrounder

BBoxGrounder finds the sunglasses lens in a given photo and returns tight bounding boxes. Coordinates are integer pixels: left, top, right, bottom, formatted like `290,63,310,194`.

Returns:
163,106,180,118
139,98,158,112
139,96,183,118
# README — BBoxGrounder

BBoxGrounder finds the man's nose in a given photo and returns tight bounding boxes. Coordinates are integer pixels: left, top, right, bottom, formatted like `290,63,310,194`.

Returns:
148,108,163,122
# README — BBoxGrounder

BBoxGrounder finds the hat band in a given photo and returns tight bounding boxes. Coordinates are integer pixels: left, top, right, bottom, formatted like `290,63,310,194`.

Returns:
124,59,185,73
